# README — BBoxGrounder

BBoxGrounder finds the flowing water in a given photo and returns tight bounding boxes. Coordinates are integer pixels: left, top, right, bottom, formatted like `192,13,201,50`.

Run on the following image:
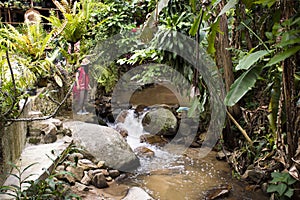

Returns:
115,110,268,200
113,85,269,199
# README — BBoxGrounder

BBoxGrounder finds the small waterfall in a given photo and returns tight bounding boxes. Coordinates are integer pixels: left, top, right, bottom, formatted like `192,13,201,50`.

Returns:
115,110,183,174
117,110,145,150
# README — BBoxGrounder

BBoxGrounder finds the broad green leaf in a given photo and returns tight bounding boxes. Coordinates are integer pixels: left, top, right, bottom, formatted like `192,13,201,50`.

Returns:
189,12,202,37
267,184,278,193
276,38,300,48
287,174,297,185
224,66,262,106
270,172,287,183
267,183,288,196
266,46,300,67
284,188,294,198
207,19,220,56
236,50,269,70
255,0,277,8
265,32,273,40
277,183,288,196
218,0,238,17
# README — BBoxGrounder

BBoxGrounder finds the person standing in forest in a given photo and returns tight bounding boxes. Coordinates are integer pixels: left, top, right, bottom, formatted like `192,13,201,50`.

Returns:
73,58,91,115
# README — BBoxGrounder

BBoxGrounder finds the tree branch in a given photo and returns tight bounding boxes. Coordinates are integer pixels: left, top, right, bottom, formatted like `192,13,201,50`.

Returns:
226,109,253,145
5,82,74,123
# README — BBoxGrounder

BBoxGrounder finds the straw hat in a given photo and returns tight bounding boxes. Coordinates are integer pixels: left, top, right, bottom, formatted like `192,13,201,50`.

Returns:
81,58,90,66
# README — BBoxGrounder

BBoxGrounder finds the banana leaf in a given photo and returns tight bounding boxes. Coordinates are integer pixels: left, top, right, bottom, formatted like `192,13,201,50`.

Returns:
224,66,262,106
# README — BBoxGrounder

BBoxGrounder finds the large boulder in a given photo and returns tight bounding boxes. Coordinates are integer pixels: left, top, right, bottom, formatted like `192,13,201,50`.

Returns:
142,108,178,136
64,121,140,172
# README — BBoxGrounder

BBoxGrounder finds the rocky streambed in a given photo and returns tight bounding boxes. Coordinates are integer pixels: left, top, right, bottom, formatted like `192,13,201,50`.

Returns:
7,102,270,200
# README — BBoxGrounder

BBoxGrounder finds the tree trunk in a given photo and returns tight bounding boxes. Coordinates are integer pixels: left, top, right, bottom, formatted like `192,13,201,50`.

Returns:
281,0,297,167
215,0,241,148
0,121,5,185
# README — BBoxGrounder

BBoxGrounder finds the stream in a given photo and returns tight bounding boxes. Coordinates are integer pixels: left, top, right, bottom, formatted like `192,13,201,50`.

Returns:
110,85,269,200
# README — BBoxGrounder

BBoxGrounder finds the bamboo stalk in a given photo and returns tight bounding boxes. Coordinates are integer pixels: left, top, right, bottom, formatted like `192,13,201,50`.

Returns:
226,109,253,145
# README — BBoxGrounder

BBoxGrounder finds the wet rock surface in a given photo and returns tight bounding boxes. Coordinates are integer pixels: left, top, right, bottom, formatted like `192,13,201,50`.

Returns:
140,134,168,146
92,173,109,189
204,184,232,200
64,121,140,172
134,146,155,158
142,108,178,136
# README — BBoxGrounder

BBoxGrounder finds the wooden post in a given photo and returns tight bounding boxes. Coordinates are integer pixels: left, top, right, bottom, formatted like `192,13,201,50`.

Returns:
8,9,11,24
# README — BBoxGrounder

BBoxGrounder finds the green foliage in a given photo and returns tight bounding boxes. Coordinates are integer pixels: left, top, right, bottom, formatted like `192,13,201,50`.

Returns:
266,46,300,67
188,90,208,118
0,162,80,200
207,19,220,56
217,0,238,17
0,22,51,121
254,0,278,8
91,63,118,93
267,172,297,199
189,12,202,37
225,8,300,107
236,50,269,70
45,0,99,68
0,23,54,79
224,66,262,106
117,48,163,66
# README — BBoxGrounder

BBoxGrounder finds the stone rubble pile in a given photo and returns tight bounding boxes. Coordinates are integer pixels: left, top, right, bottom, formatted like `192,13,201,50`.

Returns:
27,112,72,145
55,151,123,190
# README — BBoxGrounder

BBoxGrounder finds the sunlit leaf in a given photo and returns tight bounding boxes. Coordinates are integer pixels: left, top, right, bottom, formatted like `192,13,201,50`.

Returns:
140,0,170,43
218,0,238,17
54,74,63,87
236,50,269,70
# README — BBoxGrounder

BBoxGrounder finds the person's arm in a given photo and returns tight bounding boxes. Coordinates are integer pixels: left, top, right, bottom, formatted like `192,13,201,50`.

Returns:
75,69,80,90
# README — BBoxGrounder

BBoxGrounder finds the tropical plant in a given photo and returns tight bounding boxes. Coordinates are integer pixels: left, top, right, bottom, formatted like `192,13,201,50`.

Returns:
0,162,80,200
0,23,55,84
267,171,297,199
222,0,300,166
46,0,97,68
90,63,119,93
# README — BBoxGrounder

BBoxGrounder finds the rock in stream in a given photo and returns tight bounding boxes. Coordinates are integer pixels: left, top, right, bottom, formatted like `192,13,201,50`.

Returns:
64,121,140,172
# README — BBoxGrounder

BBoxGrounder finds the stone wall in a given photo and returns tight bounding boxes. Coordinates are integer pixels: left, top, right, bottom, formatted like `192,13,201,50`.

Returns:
0,100,31,186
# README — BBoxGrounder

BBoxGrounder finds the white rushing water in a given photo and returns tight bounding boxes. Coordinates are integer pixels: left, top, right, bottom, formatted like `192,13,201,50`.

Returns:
115,110,182,174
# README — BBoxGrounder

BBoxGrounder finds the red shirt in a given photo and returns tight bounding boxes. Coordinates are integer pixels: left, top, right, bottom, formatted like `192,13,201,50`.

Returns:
77,67,90,90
